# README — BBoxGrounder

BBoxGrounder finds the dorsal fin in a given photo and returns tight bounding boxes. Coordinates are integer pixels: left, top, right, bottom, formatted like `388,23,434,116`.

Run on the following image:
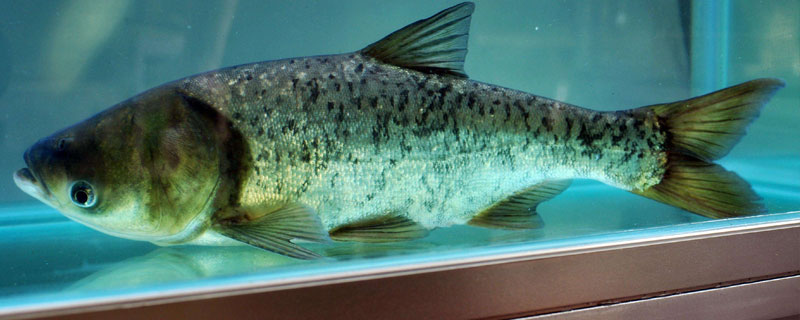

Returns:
361,2,475,77
469,180,571,230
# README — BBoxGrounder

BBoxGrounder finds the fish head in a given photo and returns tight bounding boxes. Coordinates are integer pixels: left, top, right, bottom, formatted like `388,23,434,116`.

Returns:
14,87,235,242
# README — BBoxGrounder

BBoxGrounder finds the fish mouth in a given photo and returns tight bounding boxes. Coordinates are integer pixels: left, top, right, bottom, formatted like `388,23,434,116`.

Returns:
14,168,49,201
14,150,53,202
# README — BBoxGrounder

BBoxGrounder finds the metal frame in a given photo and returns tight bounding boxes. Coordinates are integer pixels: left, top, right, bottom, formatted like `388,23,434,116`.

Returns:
5,218,798,320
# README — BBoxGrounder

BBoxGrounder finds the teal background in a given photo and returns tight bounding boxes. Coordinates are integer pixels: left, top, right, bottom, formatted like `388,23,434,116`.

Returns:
0,0,797,312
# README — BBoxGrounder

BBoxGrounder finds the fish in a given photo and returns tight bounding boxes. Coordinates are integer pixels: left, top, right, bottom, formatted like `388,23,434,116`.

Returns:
14,2,784,259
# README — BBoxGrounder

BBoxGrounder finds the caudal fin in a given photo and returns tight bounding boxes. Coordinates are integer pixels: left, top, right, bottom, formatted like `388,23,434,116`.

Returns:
631,78,784,218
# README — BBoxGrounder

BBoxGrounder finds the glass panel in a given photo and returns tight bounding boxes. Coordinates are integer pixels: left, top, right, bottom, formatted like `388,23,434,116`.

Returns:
0,0,797,314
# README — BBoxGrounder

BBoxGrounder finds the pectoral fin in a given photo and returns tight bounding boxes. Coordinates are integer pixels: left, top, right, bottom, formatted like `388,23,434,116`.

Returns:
330,213,429,243
213,203,330,260
469,180,570,230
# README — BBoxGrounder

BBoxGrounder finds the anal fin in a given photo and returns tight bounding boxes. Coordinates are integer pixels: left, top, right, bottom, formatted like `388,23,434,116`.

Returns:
213,203,330,260
469,180,570,230
330,213,429,243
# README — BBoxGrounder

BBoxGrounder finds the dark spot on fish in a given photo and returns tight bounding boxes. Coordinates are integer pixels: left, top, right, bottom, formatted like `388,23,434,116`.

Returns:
334,83,341,92
305,64,310,69
492,99,500,105
577,122,604,147
591,114,601,122
282,119,296,134
355,63,364,73
292,79,299,90
289,59,295,64
301,152,311,163
372,127,380,144
337,104,345,122
260,89,267,96
542,116,552,132
347,82,353,92
370,97,378,108
398,90,409,112
565,118,574,137
233,112,242,120
307,79,319,104
354,96,362,110
398,115,410,126
327,102,334,111
438,84,451,97
246,74,252,81
611,132,624,145
360,78,367,85
416,77,428,90
633,117,644,129
622,151,634,162
257,128,264,136
423,199,435,211
328,74,336,79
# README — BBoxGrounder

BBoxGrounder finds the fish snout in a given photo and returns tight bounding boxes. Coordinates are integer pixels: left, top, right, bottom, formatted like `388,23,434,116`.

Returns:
16,139,55,200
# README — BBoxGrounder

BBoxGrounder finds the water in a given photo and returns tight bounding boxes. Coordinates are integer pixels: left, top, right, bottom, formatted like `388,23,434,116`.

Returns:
0,0,798,314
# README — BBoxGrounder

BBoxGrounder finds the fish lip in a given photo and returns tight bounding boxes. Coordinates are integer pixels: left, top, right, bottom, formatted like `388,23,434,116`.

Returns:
18,148,52,198
14,168,48,202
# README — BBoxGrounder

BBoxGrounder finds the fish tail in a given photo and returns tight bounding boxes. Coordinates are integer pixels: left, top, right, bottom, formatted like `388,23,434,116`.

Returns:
630,78,784,218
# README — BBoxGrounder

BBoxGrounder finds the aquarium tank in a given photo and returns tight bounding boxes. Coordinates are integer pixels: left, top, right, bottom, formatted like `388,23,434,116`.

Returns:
0,1,797,319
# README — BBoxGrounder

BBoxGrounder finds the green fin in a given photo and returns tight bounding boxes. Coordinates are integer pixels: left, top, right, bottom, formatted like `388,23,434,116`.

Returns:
361,2,474,77
213,203,329,260
469,180,571,230
639,78,785,162
632,155,765,218
329,213,429,243
629,78,784,219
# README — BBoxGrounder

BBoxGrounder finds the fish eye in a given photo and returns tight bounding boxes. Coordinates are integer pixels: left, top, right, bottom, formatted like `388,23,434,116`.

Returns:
69,181,97,208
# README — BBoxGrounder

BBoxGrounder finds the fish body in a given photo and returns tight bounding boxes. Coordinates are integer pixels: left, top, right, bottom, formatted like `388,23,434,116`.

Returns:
15,3,784,259
179,53,664,231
